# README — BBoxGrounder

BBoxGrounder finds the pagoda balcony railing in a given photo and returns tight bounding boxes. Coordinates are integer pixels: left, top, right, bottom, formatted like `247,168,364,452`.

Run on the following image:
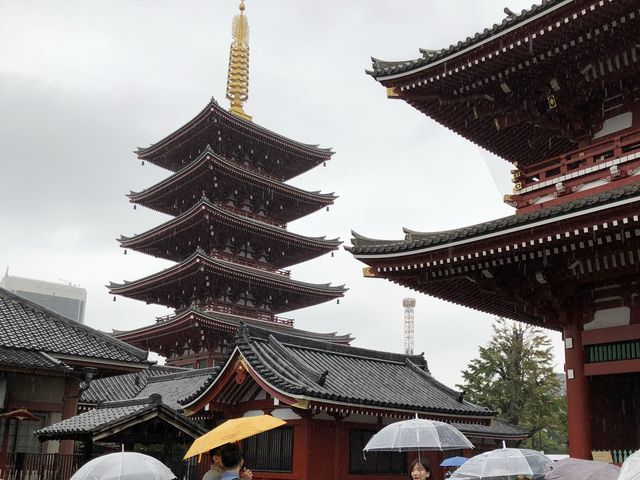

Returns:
585,340,640,363
210,249,292,277
215,202,286,228
201,303,294,326
515,130,640,192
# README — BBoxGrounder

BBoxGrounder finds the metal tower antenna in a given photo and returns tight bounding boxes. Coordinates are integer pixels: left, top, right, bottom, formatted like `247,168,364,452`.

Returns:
402,298,416,355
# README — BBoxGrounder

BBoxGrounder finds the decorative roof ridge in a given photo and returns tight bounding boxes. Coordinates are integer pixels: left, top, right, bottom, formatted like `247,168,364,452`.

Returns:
243,323,423,366
266,334,328,386
98,394,162,409
120,197,342,248
238,334,308,392
145,366,219,383
404,359,481,408
136,98,334,160
350,230,409,247
177,368,222,406
0,287,150,363
129,146,338,202
349,182,640,254
369,0,569,79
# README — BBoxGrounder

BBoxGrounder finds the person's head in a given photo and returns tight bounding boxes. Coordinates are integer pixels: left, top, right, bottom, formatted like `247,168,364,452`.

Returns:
220,443,244,470
209,446,223,467
409,458,431,480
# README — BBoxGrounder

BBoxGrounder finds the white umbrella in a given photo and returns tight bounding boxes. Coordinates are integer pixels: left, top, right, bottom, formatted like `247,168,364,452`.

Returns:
619,449,640,480
70,452,176,480
450,448,551,480
363,417,474,452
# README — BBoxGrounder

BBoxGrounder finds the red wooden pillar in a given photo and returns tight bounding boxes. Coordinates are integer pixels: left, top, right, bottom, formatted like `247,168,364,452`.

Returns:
59,378,80,455
563,322,592,459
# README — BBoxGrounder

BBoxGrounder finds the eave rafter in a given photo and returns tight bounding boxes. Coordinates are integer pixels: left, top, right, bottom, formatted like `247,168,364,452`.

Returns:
382,0,640,166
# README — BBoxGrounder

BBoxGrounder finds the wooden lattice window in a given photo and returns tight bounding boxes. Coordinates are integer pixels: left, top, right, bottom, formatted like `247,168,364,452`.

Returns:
243,426,293,472
349,429,406,475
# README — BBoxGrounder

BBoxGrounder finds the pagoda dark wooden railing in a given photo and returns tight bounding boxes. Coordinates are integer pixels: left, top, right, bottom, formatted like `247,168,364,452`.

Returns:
215,202,286,228
210,249,292,277
2,452,82,480
517,130,640,189
586,340,640,363
156,308,294,326
201,303,294,326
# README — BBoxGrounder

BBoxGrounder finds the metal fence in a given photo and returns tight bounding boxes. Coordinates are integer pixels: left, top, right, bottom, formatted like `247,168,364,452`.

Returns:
1,453,82,480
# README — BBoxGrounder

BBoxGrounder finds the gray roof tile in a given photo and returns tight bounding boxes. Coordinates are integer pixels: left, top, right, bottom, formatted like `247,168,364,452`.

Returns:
235,324,490,416
0,288,149,365
81,365,188,404
0,346,71,371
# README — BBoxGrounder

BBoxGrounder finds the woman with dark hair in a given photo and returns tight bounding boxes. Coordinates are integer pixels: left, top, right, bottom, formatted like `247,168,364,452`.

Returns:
409,458,431,480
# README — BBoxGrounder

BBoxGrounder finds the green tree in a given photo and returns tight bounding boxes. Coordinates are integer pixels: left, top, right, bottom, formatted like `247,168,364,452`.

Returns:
456,317,567,453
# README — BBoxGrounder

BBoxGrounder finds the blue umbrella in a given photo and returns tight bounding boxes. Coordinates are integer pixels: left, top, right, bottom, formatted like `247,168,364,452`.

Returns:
441,456,469,467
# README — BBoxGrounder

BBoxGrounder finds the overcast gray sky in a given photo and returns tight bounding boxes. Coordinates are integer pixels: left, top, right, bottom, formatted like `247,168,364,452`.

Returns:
0,0,563,387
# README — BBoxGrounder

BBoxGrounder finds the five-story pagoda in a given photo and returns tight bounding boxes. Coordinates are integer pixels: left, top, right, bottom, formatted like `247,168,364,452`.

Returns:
111,1,348,369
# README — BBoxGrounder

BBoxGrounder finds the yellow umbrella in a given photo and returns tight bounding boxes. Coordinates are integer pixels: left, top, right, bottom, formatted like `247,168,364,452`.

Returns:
184,414,286,460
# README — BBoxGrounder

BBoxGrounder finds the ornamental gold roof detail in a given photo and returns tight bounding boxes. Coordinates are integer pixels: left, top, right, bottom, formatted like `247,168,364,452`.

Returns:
226,0,251,121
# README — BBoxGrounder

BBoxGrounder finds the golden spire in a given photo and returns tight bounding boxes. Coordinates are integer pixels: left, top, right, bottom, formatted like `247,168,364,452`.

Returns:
226,0,252,121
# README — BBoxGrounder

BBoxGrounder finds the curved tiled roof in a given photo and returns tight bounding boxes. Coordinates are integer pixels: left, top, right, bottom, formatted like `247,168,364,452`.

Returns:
136,367,219,409
369,0,566,79
454,417,528,439
137,98,333,158
0,288,149,366
350,183,640,256
81,365,187,404
235,324,491,417
36,395,206,441
0,346,72,371
115,308,354,345
119,197,341,265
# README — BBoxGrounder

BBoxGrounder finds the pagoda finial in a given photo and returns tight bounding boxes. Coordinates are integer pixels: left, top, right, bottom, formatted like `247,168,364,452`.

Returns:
226,0,252,121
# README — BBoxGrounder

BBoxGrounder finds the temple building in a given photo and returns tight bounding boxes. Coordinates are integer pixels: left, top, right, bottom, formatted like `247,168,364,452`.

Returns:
349,0,640,460
111,0,348,369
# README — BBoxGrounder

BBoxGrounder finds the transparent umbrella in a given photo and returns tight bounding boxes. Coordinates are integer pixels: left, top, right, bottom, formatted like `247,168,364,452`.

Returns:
619,449,640,480
450,448,552,480
545,458,620,480
70,452,176,480
363,417,474,452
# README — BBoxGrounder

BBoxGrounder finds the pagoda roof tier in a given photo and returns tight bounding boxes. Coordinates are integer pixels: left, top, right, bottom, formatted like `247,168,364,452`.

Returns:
109,250,346,313
349,182,640,329
368,0,640,167
118,198,341,268
114,308,353,355
136,99,333,180
128,148,336,223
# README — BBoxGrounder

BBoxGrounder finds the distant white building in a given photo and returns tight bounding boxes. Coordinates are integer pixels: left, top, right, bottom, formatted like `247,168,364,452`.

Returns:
0,272,87,323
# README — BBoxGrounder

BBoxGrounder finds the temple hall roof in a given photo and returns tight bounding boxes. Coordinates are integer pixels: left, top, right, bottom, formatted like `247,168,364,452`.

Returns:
81,365,187,405
369,0,565,79
0,287,150,370
350,182,640,256
196,324,492,417
36,395,206,442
